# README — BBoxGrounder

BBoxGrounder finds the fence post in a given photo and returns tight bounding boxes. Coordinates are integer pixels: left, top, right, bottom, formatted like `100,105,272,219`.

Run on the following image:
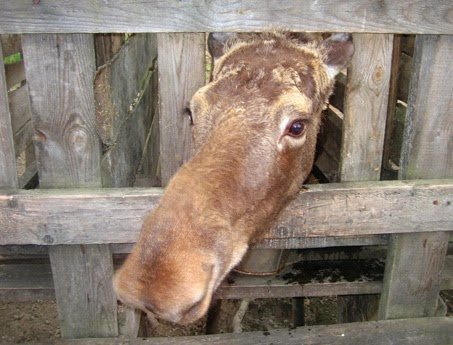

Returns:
157,33,206,185
0,43,18,188
22,33,118,338
378,35,452,319
337,33,393,322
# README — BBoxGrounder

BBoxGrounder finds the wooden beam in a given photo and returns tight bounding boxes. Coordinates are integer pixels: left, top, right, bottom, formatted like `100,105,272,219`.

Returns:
340,33,393,182
14,318,453,345
0,180,452,246
338,33,393,323
157,33,205,185
399,35,453,180
379,35,452,320
22,33,118,338
0,43,18,188
1,1,452,34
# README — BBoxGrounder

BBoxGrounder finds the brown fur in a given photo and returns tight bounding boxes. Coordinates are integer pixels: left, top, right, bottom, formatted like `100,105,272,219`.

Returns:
114,32,353,324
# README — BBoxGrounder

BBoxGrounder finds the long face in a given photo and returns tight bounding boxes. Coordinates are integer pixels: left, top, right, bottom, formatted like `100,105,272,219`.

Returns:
114,33,354,325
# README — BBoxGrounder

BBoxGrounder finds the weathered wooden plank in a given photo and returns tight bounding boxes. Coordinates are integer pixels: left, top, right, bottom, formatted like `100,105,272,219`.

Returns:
399,35,452,180
9,85,32,156
338,33,393,323
157,33,205,185
442,255,453,290
0,263,54,302
0,261,383,302
379,35,452,320
95,33,157,187
0,234,390,256
1,1,453,34
21,34,118,338
0,43,18,188
0,180,451,245
340,34,393,182
2,255,452,303
22,34,102,188
16,318,453,345
379,233,449,319
49,245,118,338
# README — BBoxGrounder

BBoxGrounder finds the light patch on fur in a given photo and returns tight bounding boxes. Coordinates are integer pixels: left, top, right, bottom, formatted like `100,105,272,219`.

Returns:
325,64,340,80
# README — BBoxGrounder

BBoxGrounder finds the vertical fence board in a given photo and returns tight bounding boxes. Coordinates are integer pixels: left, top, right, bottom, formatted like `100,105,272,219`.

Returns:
0,43,18,188
340,34,393,181
22,33,118,338
379,35,452,320
157,33,205,185
337,33,393,323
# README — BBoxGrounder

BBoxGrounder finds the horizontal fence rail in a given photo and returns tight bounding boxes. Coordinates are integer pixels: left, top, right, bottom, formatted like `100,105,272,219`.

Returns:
0,179,452,246
0,1,452,34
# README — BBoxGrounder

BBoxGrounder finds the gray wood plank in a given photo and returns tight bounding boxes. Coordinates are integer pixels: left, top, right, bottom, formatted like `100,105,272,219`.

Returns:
340,34,393,182
21,33,118,338
0,44,18,188
157,33,205,185
2,255,452,302
399,35,452,180
338,33,393,323
16,317,453,345
22,34,102,188
0,180,451,246
379,35,452,320
1,1,452,34
49,245,118,338
96,33,158,187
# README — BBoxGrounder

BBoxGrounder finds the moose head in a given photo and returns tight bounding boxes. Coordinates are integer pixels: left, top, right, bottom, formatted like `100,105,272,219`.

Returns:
114,32,353,324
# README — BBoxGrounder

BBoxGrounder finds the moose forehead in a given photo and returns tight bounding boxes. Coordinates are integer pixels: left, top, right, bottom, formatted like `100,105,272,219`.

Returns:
198,39,329,118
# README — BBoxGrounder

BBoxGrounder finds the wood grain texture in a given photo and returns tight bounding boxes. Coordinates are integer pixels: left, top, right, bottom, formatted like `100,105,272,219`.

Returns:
0,44,18,188
337,33,393,322
0,180,451,245
379,34,452,320
9,85,33,157
95,33,157,187
15,318,453,345
379,233,449,319
158,33,205,185
22,34,102,188
21,34,117,338
1,1,453,34
49,245,118,338
340,34,393,182
3,255,452,303
399,35,453,180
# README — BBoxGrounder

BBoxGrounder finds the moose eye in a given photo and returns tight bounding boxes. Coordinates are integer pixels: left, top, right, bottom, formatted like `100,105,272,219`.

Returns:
286,120,306,137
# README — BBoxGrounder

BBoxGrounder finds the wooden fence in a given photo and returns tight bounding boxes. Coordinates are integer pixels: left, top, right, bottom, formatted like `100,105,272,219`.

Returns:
0,1,452,344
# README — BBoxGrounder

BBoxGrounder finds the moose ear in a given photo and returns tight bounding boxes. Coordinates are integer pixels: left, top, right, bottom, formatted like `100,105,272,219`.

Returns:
321,33,354,79
208,33,238,62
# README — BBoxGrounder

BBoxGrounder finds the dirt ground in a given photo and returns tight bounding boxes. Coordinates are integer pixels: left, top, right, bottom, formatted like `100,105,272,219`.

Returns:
1,292,451,343
0,297,339,343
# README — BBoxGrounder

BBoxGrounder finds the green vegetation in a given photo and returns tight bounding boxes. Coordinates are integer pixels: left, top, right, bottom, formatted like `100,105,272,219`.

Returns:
3,52,22,65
